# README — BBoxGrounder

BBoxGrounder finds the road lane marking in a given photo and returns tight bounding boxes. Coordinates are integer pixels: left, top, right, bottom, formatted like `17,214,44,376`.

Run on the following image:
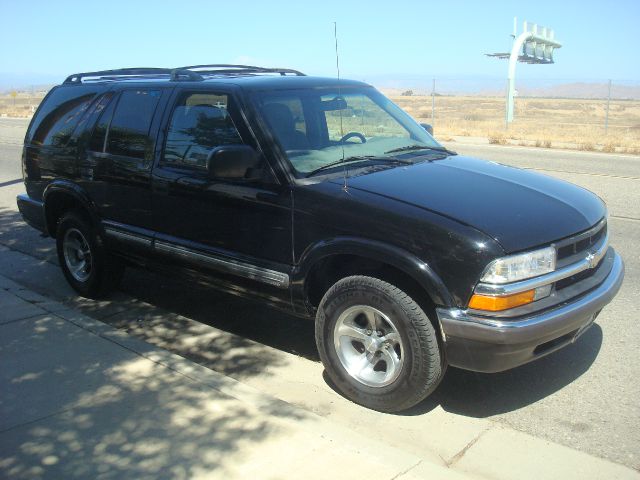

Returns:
609,215,640,223
521,167,640,181
452,143,640,160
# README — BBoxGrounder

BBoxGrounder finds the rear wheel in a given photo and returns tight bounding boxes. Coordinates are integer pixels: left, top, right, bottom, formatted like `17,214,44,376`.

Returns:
315,275,444,412
56,210,123,298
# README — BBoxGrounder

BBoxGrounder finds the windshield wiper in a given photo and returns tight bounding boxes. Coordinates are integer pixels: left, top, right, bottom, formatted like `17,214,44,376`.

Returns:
306,156,411,178
384,145,457,155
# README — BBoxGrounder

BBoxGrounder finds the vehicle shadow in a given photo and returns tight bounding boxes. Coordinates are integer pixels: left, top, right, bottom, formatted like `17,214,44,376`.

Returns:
405,324,603,417
121,268,319,361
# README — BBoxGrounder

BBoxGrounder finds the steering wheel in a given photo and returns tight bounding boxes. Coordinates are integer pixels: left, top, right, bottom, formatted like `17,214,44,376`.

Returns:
339,132,367,144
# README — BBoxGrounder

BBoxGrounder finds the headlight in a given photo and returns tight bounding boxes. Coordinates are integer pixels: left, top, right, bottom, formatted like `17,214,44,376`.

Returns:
480,246,556,284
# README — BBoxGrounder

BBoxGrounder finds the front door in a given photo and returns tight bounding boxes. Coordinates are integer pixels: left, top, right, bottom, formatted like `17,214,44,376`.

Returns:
151,89,292,300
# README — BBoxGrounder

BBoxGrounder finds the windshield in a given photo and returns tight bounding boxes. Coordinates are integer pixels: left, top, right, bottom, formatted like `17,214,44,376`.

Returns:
253,87,443,177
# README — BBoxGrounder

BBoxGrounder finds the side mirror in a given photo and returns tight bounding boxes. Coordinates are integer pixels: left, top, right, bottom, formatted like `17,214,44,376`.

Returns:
206,145,261,180
420,123,434,136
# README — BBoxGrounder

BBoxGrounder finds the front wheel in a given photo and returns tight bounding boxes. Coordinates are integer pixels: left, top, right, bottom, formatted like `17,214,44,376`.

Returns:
56,210,124,298
315,276,444,412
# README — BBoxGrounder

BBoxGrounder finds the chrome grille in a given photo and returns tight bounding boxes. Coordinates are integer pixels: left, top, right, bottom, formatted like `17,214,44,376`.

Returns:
554,219,608,290
556,219,607,266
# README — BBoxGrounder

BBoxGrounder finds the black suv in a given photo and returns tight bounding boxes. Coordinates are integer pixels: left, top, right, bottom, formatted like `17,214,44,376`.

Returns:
17,65,624,412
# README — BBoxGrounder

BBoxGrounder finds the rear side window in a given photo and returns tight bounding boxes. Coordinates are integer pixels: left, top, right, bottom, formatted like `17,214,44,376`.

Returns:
28,87,99,147
162,93,243,169
106,89,161,159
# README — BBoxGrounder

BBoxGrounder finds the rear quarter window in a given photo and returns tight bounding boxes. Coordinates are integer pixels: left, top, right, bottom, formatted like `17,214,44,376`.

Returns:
26,86,101,147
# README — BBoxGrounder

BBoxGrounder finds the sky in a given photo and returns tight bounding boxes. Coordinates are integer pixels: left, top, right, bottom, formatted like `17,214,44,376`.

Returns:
1,0,639,88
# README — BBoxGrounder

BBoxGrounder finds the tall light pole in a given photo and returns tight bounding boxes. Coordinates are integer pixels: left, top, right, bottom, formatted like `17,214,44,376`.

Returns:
487,19,562,126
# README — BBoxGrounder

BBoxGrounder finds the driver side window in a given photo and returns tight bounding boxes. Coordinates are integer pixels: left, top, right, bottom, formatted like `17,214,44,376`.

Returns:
162,93,243,169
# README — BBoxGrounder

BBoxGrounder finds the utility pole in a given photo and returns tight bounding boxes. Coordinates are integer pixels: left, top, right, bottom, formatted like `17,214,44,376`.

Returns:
605,79,612,135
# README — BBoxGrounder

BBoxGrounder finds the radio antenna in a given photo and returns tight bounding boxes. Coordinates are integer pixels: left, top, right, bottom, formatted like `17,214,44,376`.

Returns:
334,21,348,191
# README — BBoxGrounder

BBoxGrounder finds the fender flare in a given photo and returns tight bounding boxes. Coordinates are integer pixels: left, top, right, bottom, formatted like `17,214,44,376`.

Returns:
42,180,101,235
292,236,454,310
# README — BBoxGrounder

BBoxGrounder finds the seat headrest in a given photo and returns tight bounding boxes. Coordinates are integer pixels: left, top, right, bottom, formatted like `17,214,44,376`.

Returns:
262,103,295,131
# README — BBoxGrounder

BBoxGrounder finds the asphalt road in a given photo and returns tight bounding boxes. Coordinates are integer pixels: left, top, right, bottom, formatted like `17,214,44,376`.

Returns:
1,118,639,469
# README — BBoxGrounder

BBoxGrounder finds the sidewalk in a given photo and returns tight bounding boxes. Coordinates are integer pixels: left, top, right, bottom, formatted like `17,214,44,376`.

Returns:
0,274,469,480
1,270,639,479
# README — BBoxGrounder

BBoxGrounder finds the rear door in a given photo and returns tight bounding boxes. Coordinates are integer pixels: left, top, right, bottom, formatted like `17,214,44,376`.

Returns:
84,87,172,229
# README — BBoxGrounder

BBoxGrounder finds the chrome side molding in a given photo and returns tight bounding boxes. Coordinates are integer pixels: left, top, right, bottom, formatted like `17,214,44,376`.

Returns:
104,227,153,247
155,241,290,288
103,221,289,289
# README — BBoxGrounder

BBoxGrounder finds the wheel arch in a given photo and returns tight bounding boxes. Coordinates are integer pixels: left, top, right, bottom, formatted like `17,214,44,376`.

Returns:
293,237,454,317
43,180,99,238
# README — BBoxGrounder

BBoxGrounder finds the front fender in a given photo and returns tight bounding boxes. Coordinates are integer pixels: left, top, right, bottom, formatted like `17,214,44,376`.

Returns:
292,236,454,314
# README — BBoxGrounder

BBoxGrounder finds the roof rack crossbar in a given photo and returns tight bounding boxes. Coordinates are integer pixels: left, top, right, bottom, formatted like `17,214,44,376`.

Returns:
64,68,176,84
63,64,305,84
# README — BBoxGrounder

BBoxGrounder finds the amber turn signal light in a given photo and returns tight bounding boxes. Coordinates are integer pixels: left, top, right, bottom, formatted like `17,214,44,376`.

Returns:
468,289,536,311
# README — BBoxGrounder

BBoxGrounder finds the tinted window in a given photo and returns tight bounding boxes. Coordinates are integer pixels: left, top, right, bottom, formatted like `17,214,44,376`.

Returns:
106,89,161,159
31,93,96,146
260,96,308,150
263,96,307,134
163,93,243,169
89,94,116,152
27,86,101,146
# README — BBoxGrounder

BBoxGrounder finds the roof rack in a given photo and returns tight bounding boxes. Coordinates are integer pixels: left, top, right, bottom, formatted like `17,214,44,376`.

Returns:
63,64,305,84
177,64,306,77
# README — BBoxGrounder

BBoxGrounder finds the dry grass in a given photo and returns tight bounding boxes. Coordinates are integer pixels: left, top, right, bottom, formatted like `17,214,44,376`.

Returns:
0,92,45,118
389,94,640,152
578,142,596,151
534,139,552,148
488,132,507,145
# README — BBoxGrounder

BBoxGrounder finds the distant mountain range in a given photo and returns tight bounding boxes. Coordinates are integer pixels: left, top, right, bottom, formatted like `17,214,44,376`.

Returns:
513,82,640,99
368,75,640,99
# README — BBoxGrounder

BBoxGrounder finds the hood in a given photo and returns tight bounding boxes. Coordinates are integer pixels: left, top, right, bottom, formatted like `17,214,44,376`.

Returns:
331,155,606,253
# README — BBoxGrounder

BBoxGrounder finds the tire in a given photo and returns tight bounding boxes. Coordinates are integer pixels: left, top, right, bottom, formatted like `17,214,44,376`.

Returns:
315,275,444,412
56,210,124,298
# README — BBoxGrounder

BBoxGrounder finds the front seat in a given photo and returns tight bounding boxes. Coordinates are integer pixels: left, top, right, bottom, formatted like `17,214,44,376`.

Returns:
261,103,309,150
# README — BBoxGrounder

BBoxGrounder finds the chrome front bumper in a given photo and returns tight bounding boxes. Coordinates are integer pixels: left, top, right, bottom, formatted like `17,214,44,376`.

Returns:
436,250,624,373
